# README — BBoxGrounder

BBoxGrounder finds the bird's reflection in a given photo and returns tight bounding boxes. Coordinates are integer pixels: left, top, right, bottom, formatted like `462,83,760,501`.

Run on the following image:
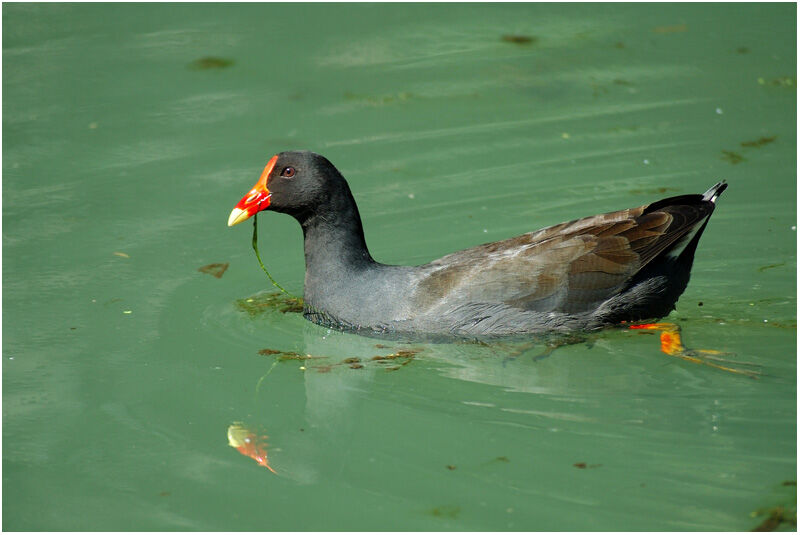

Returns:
226,324,404,481
227,423,277,474
226,319,754,479
224,321,583,480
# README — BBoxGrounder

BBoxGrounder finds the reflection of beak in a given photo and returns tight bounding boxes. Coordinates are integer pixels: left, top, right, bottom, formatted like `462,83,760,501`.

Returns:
227,422,277,474
227,155,278,227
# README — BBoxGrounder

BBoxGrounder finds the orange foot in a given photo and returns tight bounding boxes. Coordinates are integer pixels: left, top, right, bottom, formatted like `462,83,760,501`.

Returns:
628,322,761,378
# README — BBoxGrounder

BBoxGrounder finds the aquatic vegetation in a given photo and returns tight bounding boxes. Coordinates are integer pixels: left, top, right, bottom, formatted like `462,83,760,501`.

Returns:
258,349,323,362
198,262,229,279
235,292,304,316
251,213,301,303
757,262,786,272
429,505,461,519
750,505,796,531
721,150,746,164
741,136,777,148
591,77,637,98
628,187,680,195
758,76,795,88
256,346,420,373
343,91,415,106
501,34,537,45
652,24,688,34
719,135,777,166
188,56,234,70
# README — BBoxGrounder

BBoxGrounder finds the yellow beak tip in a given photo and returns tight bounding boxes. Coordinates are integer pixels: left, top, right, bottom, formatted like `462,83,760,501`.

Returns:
227,207,248,227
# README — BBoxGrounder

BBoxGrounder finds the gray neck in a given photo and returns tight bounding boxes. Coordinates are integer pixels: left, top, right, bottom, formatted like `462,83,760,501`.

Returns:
297,186,381,309
300,210,376,274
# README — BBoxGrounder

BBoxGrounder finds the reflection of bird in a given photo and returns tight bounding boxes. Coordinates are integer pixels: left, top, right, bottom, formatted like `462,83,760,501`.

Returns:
227,423,276,474
229,151,726,337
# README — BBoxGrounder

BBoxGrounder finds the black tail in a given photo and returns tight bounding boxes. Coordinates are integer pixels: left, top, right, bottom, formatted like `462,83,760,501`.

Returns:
702,181,727,203
620,181,727,320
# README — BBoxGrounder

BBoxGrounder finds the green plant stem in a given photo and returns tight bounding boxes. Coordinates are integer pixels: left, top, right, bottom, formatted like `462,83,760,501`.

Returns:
252,213,298,299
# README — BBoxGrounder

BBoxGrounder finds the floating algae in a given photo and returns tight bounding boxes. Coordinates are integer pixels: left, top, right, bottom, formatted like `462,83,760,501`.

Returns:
235,292,304,316
501,34,537,45
629,187,679,195
188,56,234,70
757,262,786,272
256,346,421,373
198,262,229,278
758,76,795,87
429,505,461,519
741,136,777,148
652,23,688,34
721,150,746,164
750,505,796,531
343,91,415,106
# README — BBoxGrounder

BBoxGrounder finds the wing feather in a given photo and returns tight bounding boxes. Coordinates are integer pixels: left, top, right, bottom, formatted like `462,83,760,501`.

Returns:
412,193,714,315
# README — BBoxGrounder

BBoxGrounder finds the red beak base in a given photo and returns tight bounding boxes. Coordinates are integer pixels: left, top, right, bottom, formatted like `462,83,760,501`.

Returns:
227,155,279,227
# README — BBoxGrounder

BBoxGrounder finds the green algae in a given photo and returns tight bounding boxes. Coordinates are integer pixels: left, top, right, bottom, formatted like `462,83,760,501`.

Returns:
188,56,234,70
721,150,746,164
742,136,777,148
235,292,304,317
501,34,537,45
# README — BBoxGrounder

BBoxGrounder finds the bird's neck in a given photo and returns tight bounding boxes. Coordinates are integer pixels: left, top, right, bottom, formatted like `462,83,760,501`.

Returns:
298,185,378,284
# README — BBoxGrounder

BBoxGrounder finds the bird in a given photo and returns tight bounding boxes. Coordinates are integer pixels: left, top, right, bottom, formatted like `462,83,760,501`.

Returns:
228,151,726,338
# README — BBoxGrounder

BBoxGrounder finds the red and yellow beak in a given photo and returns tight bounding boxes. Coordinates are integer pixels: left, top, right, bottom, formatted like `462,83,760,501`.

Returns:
227,155,279,227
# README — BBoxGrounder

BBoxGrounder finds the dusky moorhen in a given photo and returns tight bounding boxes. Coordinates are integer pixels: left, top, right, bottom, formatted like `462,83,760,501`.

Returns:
228,151,726,337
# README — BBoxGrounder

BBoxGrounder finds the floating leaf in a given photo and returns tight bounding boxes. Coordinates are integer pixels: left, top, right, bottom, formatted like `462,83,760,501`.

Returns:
721,150,745,164
188,56,234,70
501,34,537,45
653,24,688,34
741,136,777,148
573,462,602,469
198,263,229,279
429,505,460,518
757,262,785,272
758,76,795,87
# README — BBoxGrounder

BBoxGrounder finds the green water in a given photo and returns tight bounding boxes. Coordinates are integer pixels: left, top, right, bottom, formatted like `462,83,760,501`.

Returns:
3,3,796,531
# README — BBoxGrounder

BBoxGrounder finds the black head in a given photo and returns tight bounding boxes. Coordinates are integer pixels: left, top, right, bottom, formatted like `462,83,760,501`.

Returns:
228,151,347,226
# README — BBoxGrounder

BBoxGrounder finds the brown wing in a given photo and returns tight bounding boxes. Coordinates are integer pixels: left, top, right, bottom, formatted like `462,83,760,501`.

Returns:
413,195,713,314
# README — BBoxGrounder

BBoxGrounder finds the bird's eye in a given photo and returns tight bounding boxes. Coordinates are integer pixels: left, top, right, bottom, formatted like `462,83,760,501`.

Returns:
280,166,296,178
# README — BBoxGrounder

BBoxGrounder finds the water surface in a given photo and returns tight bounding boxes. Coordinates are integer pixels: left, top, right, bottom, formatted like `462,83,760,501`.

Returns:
3,3,796,530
